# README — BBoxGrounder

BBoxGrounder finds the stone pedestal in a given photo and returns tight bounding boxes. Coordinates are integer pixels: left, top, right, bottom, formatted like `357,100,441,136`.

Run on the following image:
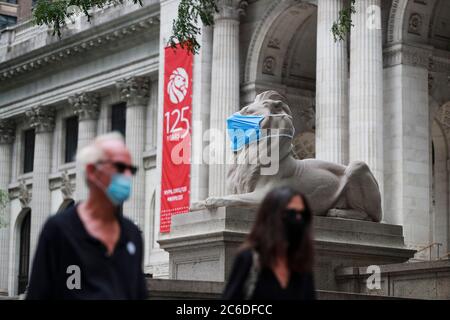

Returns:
158,207,416,291
158,207,255,282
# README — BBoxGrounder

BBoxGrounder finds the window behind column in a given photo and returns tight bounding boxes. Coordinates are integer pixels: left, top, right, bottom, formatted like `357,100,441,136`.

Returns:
65,116,78,163
110,102,126,216
0,14,17,29
111,102,126,137
23,128,35,174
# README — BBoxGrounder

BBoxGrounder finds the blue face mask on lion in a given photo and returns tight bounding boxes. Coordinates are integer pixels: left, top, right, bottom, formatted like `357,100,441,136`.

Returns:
226,113,295,152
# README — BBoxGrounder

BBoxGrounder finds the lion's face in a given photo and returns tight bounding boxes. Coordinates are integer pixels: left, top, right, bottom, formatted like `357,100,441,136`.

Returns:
227,91,296,194
239,92,294,136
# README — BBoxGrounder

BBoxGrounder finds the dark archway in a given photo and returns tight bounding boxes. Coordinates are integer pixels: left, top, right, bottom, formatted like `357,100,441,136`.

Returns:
18,208,31,295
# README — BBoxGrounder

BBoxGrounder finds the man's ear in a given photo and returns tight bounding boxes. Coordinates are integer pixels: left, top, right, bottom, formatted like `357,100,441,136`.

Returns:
85,163,97,178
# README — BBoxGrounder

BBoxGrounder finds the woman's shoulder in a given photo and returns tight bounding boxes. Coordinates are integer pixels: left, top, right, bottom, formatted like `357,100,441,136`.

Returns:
234,248,254,264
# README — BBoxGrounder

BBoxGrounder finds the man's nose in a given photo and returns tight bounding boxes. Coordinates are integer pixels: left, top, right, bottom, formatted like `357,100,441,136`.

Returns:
123,169,133,177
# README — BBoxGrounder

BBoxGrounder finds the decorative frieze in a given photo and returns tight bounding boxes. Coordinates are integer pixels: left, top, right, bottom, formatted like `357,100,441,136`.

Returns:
0,119,15,144
116,76,151,107
429,56,450,74
25,105,55,133
69,92,101,121
384,44,432,69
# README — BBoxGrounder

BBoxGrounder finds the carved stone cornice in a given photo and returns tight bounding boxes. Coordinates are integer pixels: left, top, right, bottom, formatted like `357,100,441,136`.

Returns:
0,119,15,144
17,180,32,208
214,0,248,21
116,76,151,107
0,13,160,83
69,92,101,121
25,105,55,133
383,43,432,69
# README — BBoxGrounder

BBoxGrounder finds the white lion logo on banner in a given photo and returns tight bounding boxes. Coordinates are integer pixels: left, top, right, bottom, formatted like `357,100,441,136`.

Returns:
168,67,189,104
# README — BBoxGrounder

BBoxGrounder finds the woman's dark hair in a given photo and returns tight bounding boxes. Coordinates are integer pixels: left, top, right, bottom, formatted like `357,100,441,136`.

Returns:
241,186,314,273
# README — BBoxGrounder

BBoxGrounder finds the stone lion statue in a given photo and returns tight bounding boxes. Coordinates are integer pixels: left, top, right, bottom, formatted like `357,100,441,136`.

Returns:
192,90,382,222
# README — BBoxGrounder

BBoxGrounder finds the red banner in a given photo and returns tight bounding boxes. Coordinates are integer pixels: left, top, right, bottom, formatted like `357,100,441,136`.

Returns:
160,45,193,233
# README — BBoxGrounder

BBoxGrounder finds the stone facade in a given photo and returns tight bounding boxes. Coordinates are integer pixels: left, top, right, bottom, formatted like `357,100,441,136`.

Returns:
0,0,450,297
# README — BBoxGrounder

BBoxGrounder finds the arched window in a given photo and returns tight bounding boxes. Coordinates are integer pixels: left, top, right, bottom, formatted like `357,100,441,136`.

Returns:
18,208,31,295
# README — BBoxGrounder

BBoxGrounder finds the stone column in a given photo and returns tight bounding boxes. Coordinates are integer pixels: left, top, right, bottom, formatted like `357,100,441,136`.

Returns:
26,106,55,261
69,92,100,202
117,76,150,229
383,43,432,248
0,120,14,293
315,0,349,164
349,0,383,191
146,80,159,151
208,0,247,197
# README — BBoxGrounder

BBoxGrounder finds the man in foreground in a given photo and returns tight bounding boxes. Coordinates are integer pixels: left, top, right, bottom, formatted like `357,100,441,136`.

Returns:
26,132,147,299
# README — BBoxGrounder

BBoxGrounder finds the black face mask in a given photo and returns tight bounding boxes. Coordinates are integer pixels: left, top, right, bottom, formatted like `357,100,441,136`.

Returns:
282,209,309,249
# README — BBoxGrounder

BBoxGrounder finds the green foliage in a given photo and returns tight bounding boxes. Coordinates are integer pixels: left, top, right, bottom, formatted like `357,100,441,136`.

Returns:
168,0,218,55
331,0,356,42
32,0,143,37
0,189,8,228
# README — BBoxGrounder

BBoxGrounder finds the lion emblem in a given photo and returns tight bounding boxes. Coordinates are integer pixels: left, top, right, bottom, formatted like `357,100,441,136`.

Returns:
168,67,189,104
192,90,382,222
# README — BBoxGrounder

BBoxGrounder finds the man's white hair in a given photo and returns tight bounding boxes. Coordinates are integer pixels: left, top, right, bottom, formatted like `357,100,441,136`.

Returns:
76,132,125,176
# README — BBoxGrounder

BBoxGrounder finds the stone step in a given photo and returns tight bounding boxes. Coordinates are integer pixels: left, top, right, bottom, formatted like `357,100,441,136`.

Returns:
146,278,411,300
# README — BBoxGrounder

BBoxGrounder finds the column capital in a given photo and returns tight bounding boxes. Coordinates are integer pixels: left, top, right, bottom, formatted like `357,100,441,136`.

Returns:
0,119,15,144
69,92,101,121
214,0,248,21
383,43,433,69
116,76,151,107
25,105,55,133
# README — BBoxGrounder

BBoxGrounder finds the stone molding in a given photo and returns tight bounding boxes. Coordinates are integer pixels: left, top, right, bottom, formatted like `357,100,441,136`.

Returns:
69,92,101,121
116,76,151,107
0,14,160,83
383,43,432,69
143,149,157,170
25,105,55,133
0,119,15,144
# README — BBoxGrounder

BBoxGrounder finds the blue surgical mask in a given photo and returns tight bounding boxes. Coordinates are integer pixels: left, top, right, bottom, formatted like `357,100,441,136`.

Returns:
105,174,132,206
227,113,295,151
227,113,264,151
